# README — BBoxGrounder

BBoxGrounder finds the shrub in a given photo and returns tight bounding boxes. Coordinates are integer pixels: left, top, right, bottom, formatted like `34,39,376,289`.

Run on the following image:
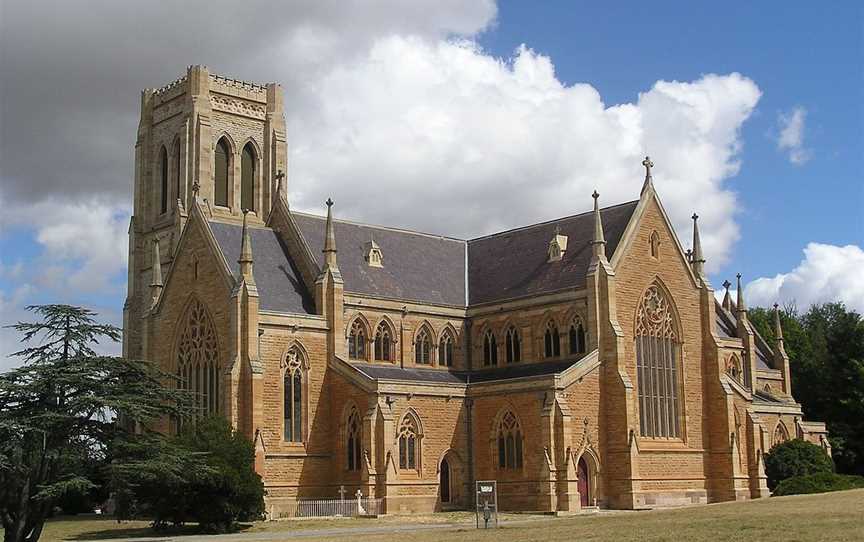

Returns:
764,439,834,490
773,472,864,496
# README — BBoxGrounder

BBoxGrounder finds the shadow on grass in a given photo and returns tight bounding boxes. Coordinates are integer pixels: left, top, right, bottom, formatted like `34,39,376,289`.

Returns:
66,521,252,540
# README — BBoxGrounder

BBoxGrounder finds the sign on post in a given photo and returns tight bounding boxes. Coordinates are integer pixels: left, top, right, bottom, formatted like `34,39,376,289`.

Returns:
475,480,499,529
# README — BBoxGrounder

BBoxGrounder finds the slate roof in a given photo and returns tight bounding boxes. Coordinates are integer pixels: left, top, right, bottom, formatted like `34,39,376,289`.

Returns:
209,221,315,314
713,301,773,370
293,212,467,307
467,201,639,305
350,358,581,384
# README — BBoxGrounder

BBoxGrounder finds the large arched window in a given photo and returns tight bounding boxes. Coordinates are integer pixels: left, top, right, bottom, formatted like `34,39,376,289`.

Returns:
415,327,431,365
483,330,497,367
398,412,421,470
505,326,521,364
176,298,220,417
438,330,454,367
569,316,586,355
159,146,169,214
374,321,393,362
346,407,362,471
283,346,305,443
241,142,256,211
544,320,560,358
173,139,182,204
497,411,523,470
726,354,743,384
214,137,231,207
635,284,681,438
348,319,367,360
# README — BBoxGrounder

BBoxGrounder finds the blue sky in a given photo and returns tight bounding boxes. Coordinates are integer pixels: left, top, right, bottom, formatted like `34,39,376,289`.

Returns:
1,1,862,368
481,1,863,284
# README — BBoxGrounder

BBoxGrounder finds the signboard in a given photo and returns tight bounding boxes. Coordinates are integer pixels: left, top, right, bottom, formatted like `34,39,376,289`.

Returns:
475,480,499,529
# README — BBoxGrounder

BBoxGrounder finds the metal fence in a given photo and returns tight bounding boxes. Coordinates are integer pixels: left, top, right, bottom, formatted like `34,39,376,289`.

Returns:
281,497,383,519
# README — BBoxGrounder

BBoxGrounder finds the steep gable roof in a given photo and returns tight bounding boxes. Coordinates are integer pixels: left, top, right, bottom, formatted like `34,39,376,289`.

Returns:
292,212,467,307
466,201,638,305
209,221,315,314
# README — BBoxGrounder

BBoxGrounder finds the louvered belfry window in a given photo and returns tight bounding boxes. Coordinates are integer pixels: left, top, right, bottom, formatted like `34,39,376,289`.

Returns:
635,284,681,438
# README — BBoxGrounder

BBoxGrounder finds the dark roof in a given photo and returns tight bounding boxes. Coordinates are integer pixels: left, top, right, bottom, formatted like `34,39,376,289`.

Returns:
293,213,467,307
467,359,579,383
714,301,773,370
467,201,638,305
753,329,775,371
209,222,316,314
350,359,580,384
715,303,737,338
351,363,467,384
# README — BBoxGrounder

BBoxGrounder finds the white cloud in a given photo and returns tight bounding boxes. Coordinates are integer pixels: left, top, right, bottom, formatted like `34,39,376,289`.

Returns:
776,106,811,165
288,38,761,270
746,243,864,313
0,198,130,295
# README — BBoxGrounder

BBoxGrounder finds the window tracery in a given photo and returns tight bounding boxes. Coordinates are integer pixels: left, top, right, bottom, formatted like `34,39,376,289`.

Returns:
569,316,586,355
544,320,560,358
415,327,431,365
348,319,367,360
497,411,523,470
438,330,454,367
282,346,305,443
346,407,362,471
176,299,220,417
635,284,681,438
483,329,497,366
505,326,521,363
374,321,393,362
398,413,420,470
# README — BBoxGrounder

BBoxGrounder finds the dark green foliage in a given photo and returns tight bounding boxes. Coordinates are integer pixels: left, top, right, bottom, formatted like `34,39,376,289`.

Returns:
112,416,264,533
1,305,190,542
773,473,864,496
751,303,864,476
765,439,834,491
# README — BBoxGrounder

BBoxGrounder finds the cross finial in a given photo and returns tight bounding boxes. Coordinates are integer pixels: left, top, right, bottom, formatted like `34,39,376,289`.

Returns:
326,197,334,208
686,248,692,261
723,279,731,291
774,302,779,310
642,155,654,178
736,272,742,280
275,169,285,183
692,213,699,221
592,190,599,200
192,179,201,196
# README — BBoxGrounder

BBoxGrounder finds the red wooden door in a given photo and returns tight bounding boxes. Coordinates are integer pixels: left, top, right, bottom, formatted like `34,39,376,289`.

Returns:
577,457,590,507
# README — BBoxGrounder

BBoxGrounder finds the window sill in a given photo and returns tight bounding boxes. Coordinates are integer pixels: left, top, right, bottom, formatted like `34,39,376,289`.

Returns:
636,438,694,452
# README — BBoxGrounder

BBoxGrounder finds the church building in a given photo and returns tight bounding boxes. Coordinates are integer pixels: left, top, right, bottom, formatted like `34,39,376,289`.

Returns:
123,66,829,516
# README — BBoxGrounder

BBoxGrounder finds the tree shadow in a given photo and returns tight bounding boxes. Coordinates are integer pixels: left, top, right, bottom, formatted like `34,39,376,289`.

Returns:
68,522,253,540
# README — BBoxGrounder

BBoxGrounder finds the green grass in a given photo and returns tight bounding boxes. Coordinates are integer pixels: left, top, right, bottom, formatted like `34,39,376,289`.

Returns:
19,489,864,542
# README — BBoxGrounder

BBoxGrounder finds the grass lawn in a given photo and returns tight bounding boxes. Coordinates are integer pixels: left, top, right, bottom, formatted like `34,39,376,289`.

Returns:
19,488,864,542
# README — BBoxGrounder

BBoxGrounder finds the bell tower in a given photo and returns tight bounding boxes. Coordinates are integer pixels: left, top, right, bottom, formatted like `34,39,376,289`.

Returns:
123,65,287,359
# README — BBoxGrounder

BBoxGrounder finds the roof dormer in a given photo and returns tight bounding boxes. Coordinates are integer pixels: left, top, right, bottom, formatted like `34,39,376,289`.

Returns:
365,237,384,268
547,226,568,262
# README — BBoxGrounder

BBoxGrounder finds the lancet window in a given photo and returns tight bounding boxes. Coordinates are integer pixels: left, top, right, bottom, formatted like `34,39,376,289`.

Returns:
176,299,220,418
635,284,681,438
497,411,523,470
505,326,521,363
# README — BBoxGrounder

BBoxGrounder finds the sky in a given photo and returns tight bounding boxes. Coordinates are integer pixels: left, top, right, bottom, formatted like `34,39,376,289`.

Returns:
1,1,862,370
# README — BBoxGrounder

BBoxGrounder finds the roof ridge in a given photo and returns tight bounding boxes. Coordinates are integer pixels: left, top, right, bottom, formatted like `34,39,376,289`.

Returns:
291,210,467,243
467,199,640,243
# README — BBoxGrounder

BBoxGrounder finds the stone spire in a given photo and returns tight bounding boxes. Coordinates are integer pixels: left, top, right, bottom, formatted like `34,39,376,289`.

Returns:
691,213,705,277
773,303,784,343
239,209,254,279
323,198,338,269
736,273,747,314
722,280,733,312
149,237,163,308
641,155,654,195
590,190,606,259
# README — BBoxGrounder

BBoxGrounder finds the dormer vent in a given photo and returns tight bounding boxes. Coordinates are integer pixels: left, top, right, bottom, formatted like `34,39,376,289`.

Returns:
365,236,384,268
548,225,568,262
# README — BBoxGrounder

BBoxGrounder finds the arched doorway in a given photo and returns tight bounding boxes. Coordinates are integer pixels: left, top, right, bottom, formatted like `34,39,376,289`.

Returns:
440,458,451,503
577,457,590,507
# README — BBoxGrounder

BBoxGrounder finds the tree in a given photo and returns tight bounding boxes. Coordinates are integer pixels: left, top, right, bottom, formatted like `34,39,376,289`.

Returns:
751,302,864,475
0,305,188,542
112,417,264,532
